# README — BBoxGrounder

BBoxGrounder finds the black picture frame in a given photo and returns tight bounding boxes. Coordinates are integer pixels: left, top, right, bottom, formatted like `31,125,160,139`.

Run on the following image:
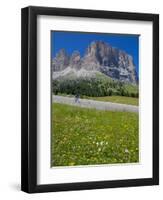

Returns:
21,6,159,193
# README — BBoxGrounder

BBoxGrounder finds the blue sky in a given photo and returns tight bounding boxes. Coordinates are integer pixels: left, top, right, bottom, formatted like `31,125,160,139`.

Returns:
51,31,139,74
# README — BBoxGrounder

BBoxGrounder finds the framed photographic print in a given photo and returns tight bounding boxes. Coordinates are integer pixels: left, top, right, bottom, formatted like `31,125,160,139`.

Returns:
21,6,159,193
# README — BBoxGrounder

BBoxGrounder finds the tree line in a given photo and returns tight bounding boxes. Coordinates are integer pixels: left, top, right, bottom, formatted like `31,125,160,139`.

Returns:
52,77,138,98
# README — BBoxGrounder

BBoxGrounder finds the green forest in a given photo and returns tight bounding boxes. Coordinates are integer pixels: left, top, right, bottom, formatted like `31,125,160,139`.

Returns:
52,76,138,98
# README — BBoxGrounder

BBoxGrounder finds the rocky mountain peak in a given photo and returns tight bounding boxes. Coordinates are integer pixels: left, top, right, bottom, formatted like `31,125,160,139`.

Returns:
69,51,81,69
52,49,69,71
87,41,111,59
52,41,138,84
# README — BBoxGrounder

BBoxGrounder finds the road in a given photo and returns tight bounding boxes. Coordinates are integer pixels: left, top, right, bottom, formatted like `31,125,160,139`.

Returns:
52,95,138,113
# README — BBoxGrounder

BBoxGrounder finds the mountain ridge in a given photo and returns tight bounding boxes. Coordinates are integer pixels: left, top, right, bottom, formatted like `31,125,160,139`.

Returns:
52,41,138,84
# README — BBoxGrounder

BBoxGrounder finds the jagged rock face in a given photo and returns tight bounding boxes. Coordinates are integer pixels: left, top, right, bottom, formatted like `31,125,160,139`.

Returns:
81,41,103,71
69,51,81,70
52,49,69,71
52,41,138,84
84,41,114,67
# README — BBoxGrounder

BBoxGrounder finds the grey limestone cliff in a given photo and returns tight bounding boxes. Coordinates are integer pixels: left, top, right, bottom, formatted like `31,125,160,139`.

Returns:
52,41,138,84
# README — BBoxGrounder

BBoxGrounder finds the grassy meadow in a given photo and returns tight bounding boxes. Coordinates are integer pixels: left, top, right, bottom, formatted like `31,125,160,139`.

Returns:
85,96,138,106
51,103,139,167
